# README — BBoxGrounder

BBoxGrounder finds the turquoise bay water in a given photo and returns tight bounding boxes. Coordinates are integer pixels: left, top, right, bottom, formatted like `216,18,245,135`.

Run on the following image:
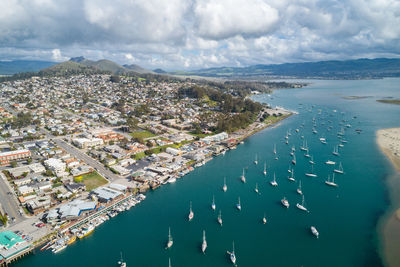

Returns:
15,79,400,267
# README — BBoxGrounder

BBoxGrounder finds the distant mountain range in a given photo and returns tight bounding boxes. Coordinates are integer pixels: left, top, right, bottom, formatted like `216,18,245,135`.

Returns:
176,58,400,79
0,60,56,75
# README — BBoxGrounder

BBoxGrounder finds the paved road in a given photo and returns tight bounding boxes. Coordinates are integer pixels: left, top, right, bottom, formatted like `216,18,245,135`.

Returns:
53,139,120,181
0,172,24,225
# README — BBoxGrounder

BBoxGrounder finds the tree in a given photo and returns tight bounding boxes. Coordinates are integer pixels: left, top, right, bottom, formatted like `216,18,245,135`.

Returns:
110,75,120,83
127,117,139,132
10,161,17,168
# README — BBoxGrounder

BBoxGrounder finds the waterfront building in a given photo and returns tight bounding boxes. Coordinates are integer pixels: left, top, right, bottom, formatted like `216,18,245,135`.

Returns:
0,231,31,263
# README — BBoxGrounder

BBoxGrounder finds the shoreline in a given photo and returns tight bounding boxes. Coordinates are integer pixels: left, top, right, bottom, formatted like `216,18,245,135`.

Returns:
376,128,400,267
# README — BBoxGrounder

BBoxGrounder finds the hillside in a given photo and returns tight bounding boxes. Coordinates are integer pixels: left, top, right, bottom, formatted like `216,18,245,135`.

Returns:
39,61,105,76
177,58,400,79
0,60,56,75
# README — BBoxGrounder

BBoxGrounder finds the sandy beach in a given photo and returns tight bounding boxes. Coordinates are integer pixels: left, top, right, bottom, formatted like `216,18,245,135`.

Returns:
377,128,400,172
377,128,400,267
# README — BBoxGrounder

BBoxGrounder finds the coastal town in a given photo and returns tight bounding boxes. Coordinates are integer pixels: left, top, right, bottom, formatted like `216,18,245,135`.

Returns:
0,74,291,264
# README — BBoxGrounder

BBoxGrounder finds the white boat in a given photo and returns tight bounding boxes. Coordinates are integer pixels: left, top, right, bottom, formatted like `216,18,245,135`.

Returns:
281,197,289,208
312,127,318,134
118,252,127,267
333,162,344,174
304,148,311,158
263,162,267,176
254,154,258,165
288,165,292,173
52,244,66,254
262,213,267,224
168,177,177,184
332,146,340,156
273,144,277,155
218,210,223,226
292,153,296,165
320,137,327,144
211,195,216,210
241,168,246,183
300,140,308,151
201,230,207,254
297,180,303,195
270,172,278,186
222,177,227,192
296,195,309,212
291,145,296,152
288,169,296,182
188,201,194,221
169,258,171,267
309,155,315,165
236,197,241,211
227,241,236,264
254,183,259,194
325,160,336,165
325,174,338,187
305,165,317,177
166,227,173,249
311,226,319,238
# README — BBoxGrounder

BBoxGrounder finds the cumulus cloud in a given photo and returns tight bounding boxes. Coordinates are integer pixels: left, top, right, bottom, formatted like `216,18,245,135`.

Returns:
0,0,399,69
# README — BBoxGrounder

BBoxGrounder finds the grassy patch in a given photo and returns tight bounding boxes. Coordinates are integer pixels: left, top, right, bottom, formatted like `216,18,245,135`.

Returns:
129,130,157,139
76,171,108,191
133,152,146,160
188,132,213,138
263,114,291,125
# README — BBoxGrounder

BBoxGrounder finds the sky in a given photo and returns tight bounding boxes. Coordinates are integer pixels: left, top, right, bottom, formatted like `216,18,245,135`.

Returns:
0,0,399,70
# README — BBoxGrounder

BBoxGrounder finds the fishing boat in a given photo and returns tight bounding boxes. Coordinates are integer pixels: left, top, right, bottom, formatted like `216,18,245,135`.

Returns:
311,226,319,238
325,160,336,165
222,177,227,192
211,195,216,210
281,197,290,208
325,174,338,187
188,201,194,221
118,252,127,267
334,162,344,174
254,183,259,194
236,197,241,211
166,227,173,249
254,154,258,165
305,165,317,177
227,242,237,264
296,195,309,212
77,224,95,239
52,244,67,254
201,230,207,254
168,177,177,184
218,210,223,226
270,172,278,186
292,153,296,165
288,169,296,182
263,162,267,176
67,236,76,245
240,169,246,183
262,213,267,224
309,155,315,165
332,146,340,156
297,180,303,195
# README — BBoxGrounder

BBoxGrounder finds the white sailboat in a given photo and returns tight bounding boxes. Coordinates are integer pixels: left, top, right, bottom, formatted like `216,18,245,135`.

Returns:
296,195,309,212
169,258,171,267
201,230,207,254
218,210,223,226
254,154,258,165
165,227,173,249
325,160,336,165
311,226,319,238
281,197,290,208
270,172,278,186
240,168,246,183
325,174,338,187
332,145,340,156
309,155,315,165
236,197,241,211
300,140,308,151
304,148,311,158
262,213,267,224
333,162,344,174
211,195,216,210
227,241,236,264
188,201,194,221
222,177,227,192
297,180,303,195
118,252,126,267
288,169,296,182
292,153,296,165
273,144,277,154
305,165,317,177
254,183,259,194
263,162,267,176
320,137,327,144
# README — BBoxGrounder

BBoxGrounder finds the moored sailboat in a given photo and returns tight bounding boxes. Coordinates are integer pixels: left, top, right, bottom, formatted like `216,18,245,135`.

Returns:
227,241,237,264
297,180,303,195
236,197,241,211
188,201,194,221
270,172,278,186
281,197,290,208
325,173,338,187
211,195,216,210
218,210,223,226
201,230,207,254
240,168,246,183
165,227,173,249
222,177,227,192
305,165,317,177
296,195,309,212
333,162,344,174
